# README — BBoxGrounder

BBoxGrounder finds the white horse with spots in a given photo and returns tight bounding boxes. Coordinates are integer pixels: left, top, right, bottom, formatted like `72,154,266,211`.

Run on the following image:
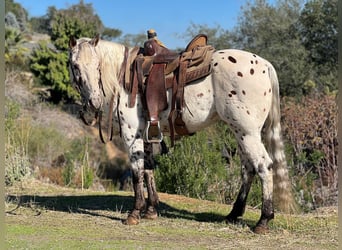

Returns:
68,35,296,233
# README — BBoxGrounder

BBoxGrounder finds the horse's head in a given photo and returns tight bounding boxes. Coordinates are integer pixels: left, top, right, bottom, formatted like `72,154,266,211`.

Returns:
69,35,103,112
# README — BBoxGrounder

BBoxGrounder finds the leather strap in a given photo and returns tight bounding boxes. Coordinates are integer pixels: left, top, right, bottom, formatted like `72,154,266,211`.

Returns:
99,46,128,143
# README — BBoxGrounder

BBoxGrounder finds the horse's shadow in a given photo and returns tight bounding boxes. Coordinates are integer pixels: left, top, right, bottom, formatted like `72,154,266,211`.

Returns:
6,193,255,227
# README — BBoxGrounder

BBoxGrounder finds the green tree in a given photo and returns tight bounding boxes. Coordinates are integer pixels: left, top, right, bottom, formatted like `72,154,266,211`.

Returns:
29,0,121,103
30,42,78,103
231,0,310,96
297,0,338,93
182,22,232,50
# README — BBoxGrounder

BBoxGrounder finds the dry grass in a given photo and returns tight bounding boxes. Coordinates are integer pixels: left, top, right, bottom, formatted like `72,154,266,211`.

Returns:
5,179,338,250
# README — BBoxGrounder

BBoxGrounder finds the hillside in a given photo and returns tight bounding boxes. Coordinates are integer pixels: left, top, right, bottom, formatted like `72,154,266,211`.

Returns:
5,179,338,249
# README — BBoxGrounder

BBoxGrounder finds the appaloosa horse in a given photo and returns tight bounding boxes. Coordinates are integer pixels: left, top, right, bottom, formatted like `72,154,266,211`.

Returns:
68,35,296,233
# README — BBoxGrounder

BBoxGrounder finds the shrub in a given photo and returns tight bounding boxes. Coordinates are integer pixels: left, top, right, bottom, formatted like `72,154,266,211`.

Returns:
155,128,231,203
282,94,337,208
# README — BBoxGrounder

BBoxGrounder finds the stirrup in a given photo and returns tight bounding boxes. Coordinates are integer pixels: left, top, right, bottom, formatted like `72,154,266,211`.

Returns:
144,121,163,143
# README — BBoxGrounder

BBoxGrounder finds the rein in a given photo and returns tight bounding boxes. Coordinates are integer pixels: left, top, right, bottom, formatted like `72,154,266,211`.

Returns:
98,46,129,143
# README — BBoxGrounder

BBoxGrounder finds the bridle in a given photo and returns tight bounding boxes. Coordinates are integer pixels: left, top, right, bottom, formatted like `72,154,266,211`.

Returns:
70,44,129,143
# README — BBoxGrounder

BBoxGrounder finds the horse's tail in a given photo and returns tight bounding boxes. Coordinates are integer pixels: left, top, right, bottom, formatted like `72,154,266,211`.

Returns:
264,64,298,213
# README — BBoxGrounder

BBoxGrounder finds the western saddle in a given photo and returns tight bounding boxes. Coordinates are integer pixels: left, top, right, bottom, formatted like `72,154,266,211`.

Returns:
124,34,215,145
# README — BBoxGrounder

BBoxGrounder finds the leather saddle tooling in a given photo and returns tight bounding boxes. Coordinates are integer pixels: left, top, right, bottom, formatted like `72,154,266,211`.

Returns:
125,34,215,145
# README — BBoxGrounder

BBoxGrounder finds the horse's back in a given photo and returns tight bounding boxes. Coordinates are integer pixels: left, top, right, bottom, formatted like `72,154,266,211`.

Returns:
211,49,274,131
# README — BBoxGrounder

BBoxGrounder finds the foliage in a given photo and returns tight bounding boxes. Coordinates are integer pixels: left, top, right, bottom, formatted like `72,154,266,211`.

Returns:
230,0,310,96
5,27,29,71
183,22,232,50
5,99,31,186
281,94,337,207
28,0,121,103
155,122,245,203
297,0,338,92
30,41,79,103
5,0,28,31
155,131,229,202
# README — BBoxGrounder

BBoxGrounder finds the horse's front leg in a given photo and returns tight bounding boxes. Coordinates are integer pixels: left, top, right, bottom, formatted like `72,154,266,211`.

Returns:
123,139,146,225
143,142,159,220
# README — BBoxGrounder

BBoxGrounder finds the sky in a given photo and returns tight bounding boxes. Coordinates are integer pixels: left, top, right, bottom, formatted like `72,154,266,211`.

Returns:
15,0,252,49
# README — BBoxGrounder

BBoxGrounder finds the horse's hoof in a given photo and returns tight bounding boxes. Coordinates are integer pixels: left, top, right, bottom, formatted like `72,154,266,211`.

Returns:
122,215,140,225
225,215,239,224
143,211,158,220
253,224,269,234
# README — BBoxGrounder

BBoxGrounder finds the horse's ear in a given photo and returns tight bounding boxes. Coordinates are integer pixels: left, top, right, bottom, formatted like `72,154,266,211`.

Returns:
69,36,77,49
90,34,100,47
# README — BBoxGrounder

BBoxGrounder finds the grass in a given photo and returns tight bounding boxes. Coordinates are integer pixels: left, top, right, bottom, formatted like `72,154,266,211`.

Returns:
5,179,338,250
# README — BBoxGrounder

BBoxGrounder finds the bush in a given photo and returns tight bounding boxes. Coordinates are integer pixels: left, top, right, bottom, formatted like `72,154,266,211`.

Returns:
282,94,337,208
155,129,230,203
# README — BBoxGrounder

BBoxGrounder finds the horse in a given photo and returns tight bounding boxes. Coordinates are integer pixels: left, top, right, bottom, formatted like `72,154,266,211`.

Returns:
68,35,296,234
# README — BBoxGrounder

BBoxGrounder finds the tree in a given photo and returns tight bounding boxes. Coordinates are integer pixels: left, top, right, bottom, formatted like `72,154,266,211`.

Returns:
182,23,232,50
30,42,78,103
29,0,122,103
297,0,337,93
5,0,28,31
230,0,310,96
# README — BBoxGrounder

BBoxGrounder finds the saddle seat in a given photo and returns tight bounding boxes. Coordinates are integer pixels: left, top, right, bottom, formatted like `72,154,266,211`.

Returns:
126,34,215,145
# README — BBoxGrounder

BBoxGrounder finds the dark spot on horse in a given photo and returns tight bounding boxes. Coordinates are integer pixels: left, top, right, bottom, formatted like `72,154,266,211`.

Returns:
219,51,225,54
253,54,257,57
228,94,232,97
242,133,246,137
269,88,272,93
263,108,266,112
263,70,266,74
264,91,266,96
250,68,254,75
228,56,237,63
255,60,258,64
125,103,128,107
242,90,246,95
247,110,250,115
241,137,244,141
197,93,204,97
135,134,141,139
231,90,237,95
120,111,123,115
214,62,218,67
128,124,131,129
237,72,243,77
250,60,254,64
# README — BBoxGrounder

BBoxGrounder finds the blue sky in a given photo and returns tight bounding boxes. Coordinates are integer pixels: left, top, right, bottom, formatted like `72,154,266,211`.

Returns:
16,0,253,49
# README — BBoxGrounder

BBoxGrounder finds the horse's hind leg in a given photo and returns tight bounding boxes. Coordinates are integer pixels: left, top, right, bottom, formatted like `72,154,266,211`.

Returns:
143,142,159,220
228,134,274,233
226,160,255,223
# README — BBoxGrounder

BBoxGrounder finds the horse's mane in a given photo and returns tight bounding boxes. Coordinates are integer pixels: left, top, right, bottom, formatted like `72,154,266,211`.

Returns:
77,38,126,103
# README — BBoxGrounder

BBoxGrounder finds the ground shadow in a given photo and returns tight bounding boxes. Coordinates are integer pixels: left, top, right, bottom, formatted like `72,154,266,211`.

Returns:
6,193,256,228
